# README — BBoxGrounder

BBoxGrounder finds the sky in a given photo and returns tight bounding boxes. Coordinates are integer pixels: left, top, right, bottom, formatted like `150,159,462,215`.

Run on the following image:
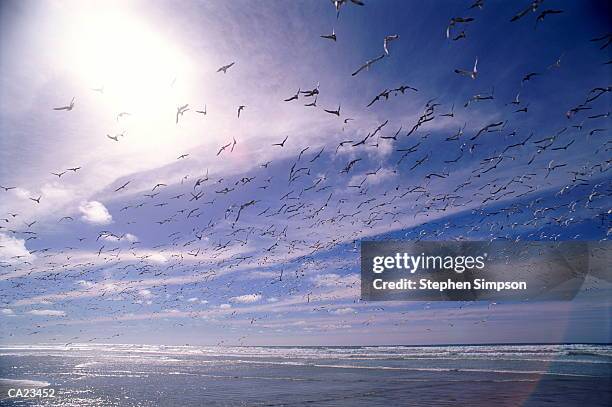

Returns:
0,0,610,346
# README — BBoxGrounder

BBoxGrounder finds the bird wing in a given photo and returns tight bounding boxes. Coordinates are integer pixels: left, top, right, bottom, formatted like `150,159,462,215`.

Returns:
352,54,386,76
366,95,379,107
383,35,399,55
510,6,531,22
351,61,369,76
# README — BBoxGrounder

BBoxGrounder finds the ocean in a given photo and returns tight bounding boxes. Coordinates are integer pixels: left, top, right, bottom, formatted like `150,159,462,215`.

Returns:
0,343,610,406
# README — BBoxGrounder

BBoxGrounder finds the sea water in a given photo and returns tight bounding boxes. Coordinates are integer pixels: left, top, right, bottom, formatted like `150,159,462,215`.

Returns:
0,343,610,406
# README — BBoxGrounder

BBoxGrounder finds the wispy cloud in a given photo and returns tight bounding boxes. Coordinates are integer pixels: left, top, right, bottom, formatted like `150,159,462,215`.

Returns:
28,309,66,317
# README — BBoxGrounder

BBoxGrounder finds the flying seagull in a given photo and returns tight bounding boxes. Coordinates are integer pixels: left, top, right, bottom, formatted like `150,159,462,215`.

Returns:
510,0,544,22
383,34,399,55
548,53,564,70
284,89,301,102
321,28,336,41
176,104,189,124
114,181,130,192
332,0,365,19
324,105,341,116
351,54,386,76
217,62,235,73
116,112,131,121
536,9,564,24
53,97,75,111
304,96,317,107
446,17,474,39
217,142,232,156
469,0,484,10
272,136,289,147
454,57,478,79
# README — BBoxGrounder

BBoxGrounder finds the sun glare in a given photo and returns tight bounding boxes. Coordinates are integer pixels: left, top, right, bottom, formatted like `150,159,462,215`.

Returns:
64,6,190,131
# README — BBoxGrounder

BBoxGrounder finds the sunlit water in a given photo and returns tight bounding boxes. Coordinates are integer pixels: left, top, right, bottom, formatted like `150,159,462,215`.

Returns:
0,344,610,406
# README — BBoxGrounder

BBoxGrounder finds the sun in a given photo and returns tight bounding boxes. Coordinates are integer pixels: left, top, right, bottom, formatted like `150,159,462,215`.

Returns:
63,4,190,125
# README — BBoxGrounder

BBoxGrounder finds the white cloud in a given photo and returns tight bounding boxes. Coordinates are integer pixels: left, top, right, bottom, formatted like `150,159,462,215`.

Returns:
331,307,356,315
13,187,32,200
148,253,167,263
40,182,71,201
79,201,112,225
28,309,66,317
370,167,396,184
230,294,262,303
219,303,232,309
124,233,138,242
0,233,34,263
138,289,154,299
267,297,279,303
1,308,15,316
187,297,198,302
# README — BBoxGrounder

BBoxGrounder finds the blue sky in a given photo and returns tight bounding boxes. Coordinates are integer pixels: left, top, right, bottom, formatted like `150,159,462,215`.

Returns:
0,0,610,346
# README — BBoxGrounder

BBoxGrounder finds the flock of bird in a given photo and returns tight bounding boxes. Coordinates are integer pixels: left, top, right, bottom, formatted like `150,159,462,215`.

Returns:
0,0,611,345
